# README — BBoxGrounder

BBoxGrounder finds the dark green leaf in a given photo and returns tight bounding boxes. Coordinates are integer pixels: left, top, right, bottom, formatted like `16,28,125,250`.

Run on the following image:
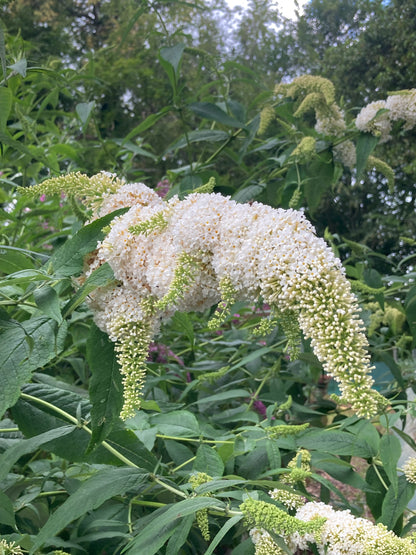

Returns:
303,152,334,214
150,410,200,437
366,464,389,520
30,467,148,553
0,86,12,131
379,434,401,495
356,132,379,179
124,497,224,554
12,383,157,470
159,44,185,91
196,389,250,405
165,514,194,555
49,208,128,277
86,323,123,450
190,102,245,128
171,312,194,347
193,444,224,477
34,286,62,323
166,129,229,152
62,262,115,317
204,514,243,555
0,317,67,417
232,184,265,204
0,247,35,273
379,475,415,530
405,286,416,346
0,425,76,481
299,430,377,458
0,489,16,528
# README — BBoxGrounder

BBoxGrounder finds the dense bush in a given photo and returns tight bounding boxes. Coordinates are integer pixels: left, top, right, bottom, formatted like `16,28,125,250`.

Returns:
1,2,416,553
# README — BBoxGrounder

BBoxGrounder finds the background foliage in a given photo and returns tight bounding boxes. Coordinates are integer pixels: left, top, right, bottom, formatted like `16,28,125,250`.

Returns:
1,0,416,553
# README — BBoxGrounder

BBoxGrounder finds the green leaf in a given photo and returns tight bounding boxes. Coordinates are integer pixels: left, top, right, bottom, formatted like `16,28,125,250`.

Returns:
34,286,62,323
0,23,6,79
232,184,265,204
356,132,379,179
49,208,128,277
196,389,250,405
9,58,27,77
0,86,12,131
379,475,415,530
204,514,243,555
0,425,75,481
0,490,16,528
150,410,200,437
30,467,148,553
165,514,194,555
299,430,377,458
303,151,334,214
171,312,194,347
379,434,401,495
229,346,274,372
86,323,123,450
123,106,171,142
405,286,416,346
124,497,224,554
365,464,388,520
193,444,224,477
166,129,229,152
0,317,67,417
0,246,35,273
62,262,115,317
12,383,157,470
159,44,185,91
75,101,95,128
189,102,245,128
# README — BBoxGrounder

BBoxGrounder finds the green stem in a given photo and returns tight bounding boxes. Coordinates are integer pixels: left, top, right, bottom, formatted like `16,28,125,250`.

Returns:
36,490,67,498
20,393,139,469
203,128,244,166
171,456,196,473
247,370,272,411
150,475,188,499
155,434,233,444
0,428,20,432
372,461,389,491
132,500,166,508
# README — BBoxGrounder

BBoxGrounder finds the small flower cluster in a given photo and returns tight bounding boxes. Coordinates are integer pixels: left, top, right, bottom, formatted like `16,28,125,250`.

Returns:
30,173,386,419
276,75,356,169
189,472,213,541
403,457,416,485
0,539,23,555
355,89,416,142
248,499,416,555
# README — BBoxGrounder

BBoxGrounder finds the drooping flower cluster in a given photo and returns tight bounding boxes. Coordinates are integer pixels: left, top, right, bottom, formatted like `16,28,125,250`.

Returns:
25,172,386,419
276,75,357,169
86,176,386,418
355,89,416,142
403,457,416,485
248,500,416,555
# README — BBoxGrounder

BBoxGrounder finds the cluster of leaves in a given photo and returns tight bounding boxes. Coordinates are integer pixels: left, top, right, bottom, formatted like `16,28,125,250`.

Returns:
1,0,416,553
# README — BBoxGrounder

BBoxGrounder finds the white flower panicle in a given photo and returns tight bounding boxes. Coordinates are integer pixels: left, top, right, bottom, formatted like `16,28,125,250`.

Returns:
83,178,385,419
290,502,416,555
355,89,416,142
249,501,416,555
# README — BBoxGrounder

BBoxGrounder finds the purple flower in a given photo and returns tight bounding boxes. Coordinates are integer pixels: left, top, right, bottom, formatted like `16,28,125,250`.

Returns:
39,194,46,202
